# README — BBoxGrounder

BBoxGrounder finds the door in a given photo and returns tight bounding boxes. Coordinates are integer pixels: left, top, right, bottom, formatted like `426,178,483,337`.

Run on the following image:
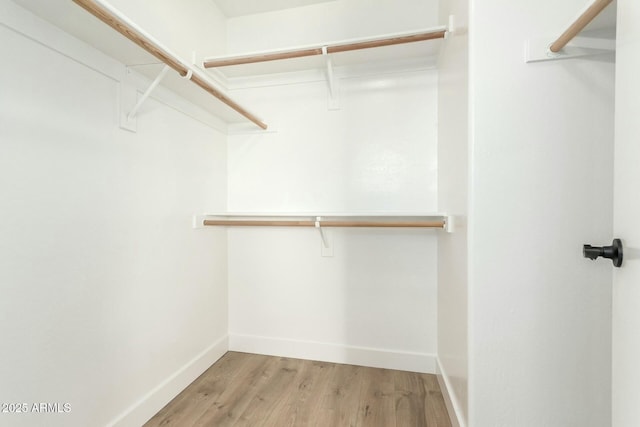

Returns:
612,0,640,425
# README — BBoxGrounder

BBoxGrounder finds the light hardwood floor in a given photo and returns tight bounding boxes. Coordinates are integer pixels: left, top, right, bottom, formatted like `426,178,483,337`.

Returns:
144,352,452,427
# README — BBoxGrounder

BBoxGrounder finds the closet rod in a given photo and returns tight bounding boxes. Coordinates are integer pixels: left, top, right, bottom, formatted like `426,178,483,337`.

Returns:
202,219,446,228
549,0,613,53
72,0,268,130
203,29,447,69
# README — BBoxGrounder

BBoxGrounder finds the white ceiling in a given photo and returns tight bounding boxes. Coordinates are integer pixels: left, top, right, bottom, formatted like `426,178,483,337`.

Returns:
213,0,337,17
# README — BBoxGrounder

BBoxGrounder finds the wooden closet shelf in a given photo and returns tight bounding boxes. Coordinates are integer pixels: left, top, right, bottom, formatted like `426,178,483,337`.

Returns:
197,214,452,231
72,0,268,129
203,219,445,228
203,28,447,69
550,0,614,53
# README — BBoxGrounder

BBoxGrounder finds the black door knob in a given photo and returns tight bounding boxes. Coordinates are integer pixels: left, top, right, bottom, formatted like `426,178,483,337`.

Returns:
583,238,623,267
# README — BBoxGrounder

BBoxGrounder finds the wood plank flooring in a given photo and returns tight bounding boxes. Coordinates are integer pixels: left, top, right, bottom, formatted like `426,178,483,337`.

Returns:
144,352,451,427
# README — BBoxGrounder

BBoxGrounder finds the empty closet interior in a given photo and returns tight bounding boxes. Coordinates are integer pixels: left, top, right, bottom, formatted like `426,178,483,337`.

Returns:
0,0,618,426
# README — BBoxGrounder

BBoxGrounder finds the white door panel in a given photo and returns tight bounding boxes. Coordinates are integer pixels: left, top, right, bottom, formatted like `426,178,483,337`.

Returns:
613,0,640,425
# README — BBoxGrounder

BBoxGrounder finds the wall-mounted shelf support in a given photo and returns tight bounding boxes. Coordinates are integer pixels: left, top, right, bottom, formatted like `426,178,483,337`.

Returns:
315,216,333,256
525,0,615,63
525,32,615,63
126,65,170,122
315,217,329,248
322,47,340,109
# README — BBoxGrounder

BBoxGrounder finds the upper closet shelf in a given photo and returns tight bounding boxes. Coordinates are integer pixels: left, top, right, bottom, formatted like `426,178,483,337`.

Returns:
72,0,268,129
203,27,447,80
526,0,616,63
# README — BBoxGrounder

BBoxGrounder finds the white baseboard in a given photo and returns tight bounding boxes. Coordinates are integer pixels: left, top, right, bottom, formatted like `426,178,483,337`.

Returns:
436,358,466,427
229,333,436,374
108,335,229,427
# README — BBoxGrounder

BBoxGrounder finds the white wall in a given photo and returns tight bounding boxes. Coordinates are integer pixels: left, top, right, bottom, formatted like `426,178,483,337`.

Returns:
14,0,228,64
468,0,615,426
225,62,440,370
0,3,228,426
227,226,439,372
108,0,228,58
228,71,438,212
437,0,469,424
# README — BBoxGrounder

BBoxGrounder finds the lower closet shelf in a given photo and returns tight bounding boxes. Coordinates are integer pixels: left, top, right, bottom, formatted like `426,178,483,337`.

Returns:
193,213,452,232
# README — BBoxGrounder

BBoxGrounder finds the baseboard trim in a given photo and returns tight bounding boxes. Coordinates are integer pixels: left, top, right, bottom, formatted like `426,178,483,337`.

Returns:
436,358,466,427
108,335,228,427
229,333,436,374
